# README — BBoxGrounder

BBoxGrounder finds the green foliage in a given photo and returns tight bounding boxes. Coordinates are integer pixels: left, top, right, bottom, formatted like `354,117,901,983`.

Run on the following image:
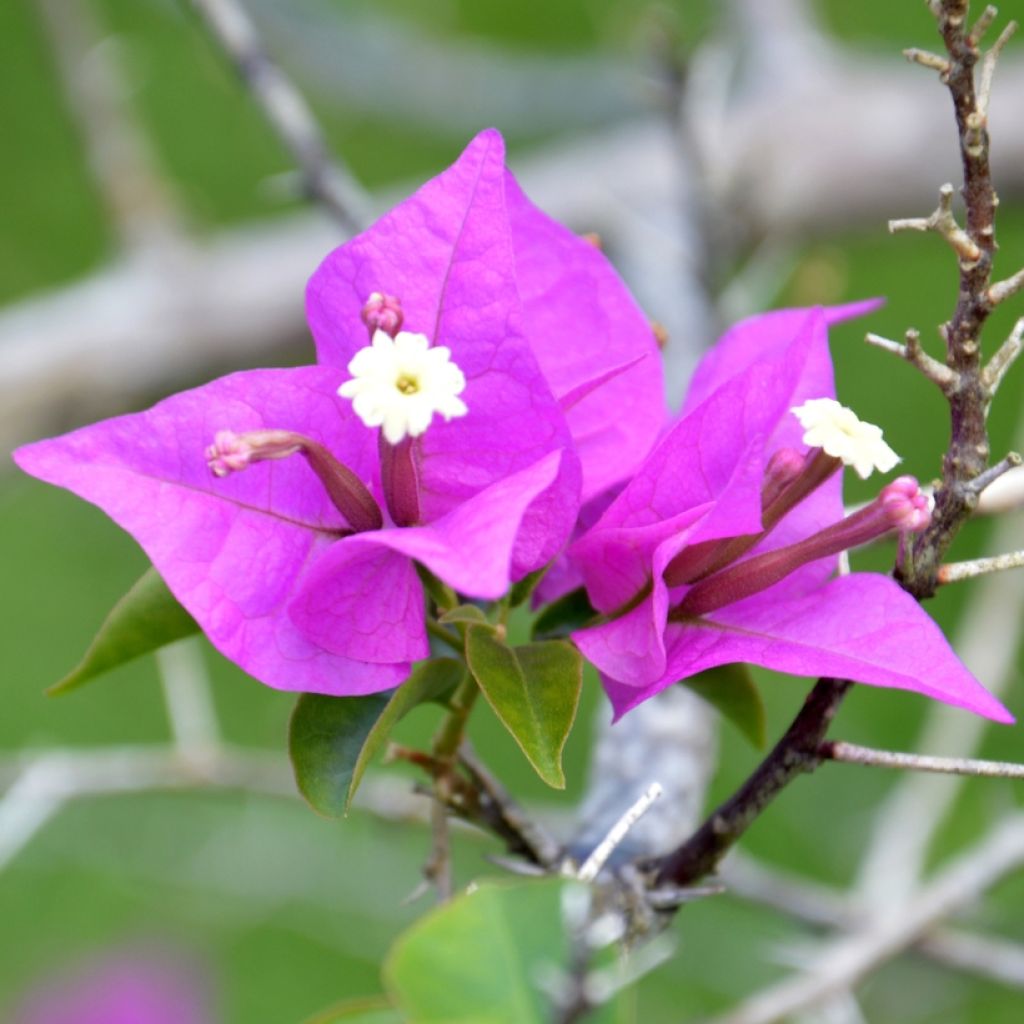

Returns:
303,997,404,1023
531,587,596,640
682,664,767,749
465,627,582,788
289,659,463,816
49,566,198,695
383,878,625,1024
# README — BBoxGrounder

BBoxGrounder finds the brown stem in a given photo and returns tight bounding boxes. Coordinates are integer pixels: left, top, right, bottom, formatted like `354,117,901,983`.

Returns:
653,679,850,888
900,0,1007,597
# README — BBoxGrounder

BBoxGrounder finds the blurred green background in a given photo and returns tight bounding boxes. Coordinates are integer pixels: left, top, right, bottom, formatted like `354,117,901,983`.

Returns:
2,0,1023,1021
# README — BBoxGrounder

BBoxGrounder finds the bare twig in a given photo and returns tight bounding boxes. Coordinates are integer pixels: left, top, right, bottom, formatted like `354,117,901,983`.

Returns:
820,740,1024,778
864,329,957,391
576,783,663,883
966,449,1023,493
896,1,1015,599
653,680,850,888
937,548,1024,583
903,47,950,74
155,638,220,755
982,316,1024,392
978,20,1018,116
724,853,1024,990
699,815,1024,1024
187,0,369,231
888,183,981,264
988,267,1024,306
968,5,999,48
919,930,1024,989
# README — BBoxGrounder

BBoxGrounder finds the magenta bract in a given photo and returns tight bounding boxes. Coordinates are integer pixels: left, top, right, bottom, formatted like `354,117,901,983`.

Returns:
571,305,1013,724
14,131,664,697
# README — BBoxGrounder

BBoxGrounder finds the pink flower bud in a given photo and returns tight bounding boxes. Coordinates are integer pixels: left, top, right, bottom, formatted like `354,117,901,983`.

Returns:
360,292,404,338
205,431,255,476
880,475,931,532
762,447,807,508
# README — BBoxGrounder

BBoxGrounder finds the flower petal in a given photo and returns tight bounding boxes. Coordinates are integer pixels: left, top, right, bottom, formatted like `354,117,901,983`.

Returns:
505,169,667,500
322,450,569,602
600,573,1011,722
288,544,428,663
307,129,577,526
13,367,406,696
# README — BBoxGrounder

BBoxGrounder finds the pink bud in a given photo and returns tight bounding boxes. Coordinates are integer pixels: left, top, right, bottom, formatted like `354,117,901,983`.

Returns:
361,292,403,338
205,431,255,476
762,447,807,508
880,475,931,532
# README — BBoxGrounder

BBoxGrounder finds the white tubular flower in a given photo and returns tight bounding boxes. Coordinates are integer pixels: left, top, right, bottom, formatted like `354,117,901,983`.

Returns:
339,330,468,444
791,398,900,479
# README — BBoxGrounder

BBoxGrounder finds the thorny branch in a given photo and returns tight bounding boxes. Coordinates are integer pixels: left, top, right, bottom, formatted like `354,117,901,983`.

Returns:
648,0,1023,922
894,1,1020,598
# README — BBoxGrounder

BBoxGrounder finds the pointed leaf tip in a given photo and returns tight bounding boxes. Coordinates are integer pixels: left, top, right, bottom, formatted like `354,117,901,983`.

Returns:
49,566,199,695
465,627,582,789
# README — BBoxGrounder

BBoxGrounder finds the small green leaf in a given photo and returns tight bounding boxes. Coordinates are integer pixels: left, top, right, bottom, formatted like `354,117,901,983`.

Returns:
438,605,489,627
302,996,402,1023
290,659,464,817
346,658,466,811
681,664,766,748
49,566,199,695
531,587,596,640
290,690,390,817
384,878,624,1024
509,565,548,607
465,627,582,789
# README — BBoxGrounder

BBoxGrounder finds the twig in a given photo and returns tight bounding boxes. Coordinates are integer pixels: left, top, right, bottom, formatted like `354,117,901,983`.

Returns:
937,549,1024,584
699,815,1024,1024
896,0,1014,599
919,930,1024,989
982,316,1024,392
988,267,1024,306
864,329,957,391
577,783,663,883
820,740,1024,778
155,637,220,755
966,450,1023,493
968,5,999,48
723,853,1024,990
457,746,562,870
856,411,1024,907
424,797,453,902
978,20,1018,116
653,679,850,888
888,183,981,265
0,744,431,872
903,47,950,74
187,0,370,231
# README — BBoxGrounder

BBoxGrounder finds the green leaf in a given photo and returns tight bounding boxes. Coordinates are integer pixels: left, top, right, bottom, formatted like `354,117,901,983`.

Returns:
49,566,198,695
303,997,403,1023
346,658,466,811
508,565,548,607
290,690,391,817
290,659,464,817
303,997,402,1023
465,628,582,789
531,587,596,640
438,604,489,627
384,878,626,1024
681,663,766,748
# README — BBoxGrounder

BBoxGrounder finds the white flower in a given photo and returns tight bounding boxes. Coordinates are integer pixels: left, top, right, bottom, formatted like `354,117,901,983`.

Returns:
791,398,900,479
339,330,468,444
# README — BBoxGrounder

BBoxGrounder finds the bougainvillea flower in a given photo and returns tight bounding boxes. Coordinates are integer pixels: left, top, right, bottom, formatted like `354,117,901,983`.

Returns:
571,305,1012,723
13,952,211,1024
14,130,663,697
